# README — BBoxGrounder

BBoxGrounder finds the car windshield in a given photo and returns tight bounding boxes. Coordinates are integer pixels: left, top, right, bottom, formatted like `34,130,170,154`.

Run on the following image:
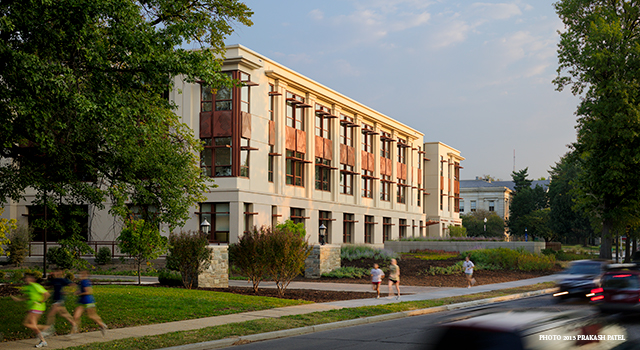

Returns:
603,274,640,289
565,263,601,275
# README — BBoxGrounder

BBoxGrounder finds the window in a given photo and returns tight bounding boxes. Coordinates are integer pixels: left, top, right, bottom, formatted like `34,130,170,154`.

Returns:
383,217,392,242
381,132,391,159
286,92,304,130
315,157,331,191
315,104,331,139
419,220,424,237
489,200,495,212
361,123,374,153
269,84,275,121
470,200,477,212
417,190,421,206
340,114,354,146
28,205,89,242
362,170,373,198
319,211,332,243
343,213,354,243
199,203,230,243
340,164,354,195
399,219,407,238
243,203,254,234
364,215,374,244
397,139,407,164
459,201,465,213
240,138,250,178
201,137,232,177
286,150,305,187
200,72,233,112
268,145,274,183
440,156,444,176
239,72,251,113
381,175,391,201
290,207,306,226
271,205,278,228
397,179,407,204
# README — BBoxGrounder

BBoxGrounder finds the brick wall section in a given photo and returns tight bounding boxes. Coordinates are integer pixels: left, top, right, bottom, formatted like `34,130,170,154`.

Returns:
305,244,341,278
198,245,229,288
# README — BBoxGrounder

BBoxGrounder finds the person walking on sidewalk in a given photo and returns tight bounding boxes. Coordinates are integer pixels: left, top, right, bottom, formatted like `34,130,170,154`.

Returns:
370,263,385,299
44,268,78,336
463,255,477,288
74,270,108,336
11,273,51,348
387,258,401,299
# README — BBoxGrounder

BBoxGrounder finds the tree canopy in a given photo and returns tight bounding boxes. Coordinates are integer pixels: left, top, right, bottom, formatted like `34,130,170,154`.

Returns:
507,168,548,239
554,0,640,258
0,0,252,229
461,209,505,238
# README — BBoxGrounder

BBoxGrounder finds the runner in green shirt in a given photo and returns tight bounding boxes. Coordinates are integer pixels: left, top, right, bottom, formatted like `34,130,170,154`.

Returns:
11,273,52,348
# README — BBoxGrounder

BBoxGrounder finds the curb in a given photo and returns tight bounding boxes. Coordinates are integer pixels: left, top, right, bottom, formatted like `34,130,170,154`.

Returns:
158,287,557,350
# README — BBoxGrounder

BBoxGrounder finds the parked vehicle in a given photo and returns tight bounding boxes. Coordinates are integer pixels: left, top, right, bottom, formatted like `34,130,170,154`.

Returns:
590,263,640,314
553,260,609,301
427,308,627,350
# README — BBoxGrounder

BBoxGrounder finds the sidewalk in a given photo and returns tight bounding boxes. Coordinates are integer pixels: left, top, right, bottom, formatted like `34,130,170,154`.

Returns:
2,275,558,350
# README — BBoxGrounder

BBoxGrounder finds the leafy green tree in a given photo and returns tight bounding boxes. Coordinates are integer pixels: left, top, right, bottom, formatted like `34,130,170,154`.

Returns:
522,208,554,242
229,226,268,292
547,153,595,245
448,225,467,237
0,208,16,256
461,210,505,237
263,224,312,297
554,0,640,258
168,231,213,289
508,168,548,238
117,220,168,284
0,1,252,246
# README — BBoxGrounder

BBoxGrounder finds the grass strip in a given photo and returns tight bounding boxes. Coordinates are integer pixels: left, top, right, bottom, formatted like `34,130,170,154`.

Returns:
0,285,306,341
62,282,555,350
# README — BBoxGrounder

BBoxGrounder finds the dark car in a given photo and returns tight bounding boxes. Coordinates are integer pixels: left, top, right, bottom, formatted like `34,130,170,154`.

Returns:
553,260,609,301
590,264,640,314
426,308,626,350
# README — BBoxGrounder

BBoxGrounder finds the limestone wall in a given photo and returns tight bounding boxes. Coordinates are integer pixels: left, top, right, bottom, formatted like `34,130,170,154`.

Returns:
305,244,341,278
198,245,229,288
384,241,546,254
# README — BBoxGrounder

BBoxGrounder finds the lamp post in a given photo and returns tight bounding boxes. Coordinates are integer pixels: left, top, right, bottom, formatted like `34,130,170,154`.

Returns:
319,224,326,245
483,217,487,234
200,219,211,239
525,227,528,242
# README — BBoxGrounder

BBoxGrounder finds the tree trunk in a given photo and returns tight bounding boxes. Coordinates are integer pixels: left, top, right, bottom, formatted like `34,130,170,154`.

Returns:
625,234,631,262
600,218,613,259
138,260,141,285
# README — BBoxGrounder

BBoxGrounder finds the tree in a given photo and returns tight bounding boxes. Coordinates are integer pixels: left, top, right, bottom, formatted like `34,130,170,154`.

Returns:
448,225,467,237
0,208,16,256
547,153,595,245
0,1,252,262
507,168,548,238
168,231,213,289
554,0,640,258
117,220,168,284
228,226,268,293
263,222,312,297
461,210,505,238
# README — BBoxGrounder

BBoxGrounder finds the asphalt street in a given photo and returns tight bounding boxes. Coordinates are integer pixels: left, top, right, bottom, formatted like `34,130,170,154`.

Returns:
224,295,640,350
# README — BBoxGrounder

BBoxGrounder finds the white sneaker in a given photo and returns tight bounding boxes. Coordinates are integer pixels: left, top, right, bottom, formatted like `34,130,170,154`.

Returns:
35,340,48,348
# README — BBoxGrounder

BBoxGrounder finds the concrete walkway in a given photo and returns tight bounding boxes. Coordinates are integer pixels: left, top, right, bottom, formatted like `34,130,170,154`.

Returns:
2,275,558,350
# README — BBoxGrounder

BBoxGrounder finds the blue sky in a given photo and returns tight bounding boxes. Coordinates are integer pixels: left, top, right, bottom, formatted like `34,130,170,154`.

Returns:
225,0,580,181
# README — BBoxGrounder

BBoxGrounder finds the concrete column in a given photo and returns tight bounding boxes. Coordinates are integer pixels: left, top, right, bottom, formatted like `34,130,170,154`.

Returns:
274,80,287,196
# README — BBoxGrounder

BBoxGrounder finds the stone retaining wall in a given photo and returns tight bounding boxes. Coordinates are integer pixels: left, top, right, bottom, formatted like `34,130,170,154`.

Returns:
305,244,341,278
384,241,546,254
198,245,229,288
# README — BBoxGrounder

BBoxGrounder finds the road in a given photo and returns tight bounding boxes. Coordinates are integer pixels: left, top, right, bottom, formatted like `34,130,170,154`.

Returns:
226,295,640,350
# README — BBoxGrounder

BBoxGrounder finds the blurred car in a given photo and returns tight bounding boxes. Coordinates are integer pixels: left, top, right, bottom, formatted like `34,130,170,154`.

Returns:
553,260,609,301
426,308,627,350
590,263,640,314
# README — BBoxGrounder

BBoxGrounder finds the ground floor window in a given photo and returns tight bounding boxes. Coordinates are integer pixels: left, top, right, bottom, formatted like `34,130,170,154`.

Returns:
383,217,392,242
290,207,307,226
399,219,407,239
319,210,332,244
343,213,355,243
364,215,375,244
199,202,230,243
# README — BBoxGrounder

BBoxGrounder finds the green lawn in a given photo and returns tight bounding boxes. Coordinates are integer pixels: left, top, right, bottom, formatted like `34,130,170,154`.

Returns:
0,285,306,341
60,282,555,350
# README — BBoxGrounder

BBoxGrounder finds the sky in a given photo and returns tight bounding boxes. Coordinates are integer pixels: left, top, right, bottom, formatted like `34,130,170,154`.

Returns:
225,0,581,181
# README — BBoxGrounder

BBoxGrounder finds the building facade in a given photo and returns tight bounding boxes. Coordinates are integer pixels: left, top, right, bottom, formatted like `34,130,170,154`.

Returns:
1,45,464,247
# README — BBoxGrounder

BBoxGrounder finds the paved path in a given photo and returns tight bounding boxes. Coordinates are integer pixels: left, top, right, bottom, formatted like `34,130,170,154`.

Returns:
2,275,558,350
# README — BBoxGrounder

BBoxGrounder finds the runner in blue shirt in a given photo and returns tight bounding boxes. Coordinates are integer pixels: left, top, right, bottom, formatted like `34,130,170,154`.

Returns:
43,268,78,336
73,270,108,336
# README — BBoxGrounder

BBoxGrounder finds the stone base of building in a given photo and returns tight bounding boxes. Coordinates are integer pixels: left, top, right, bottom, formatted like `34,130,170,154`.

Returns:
198,245,229,288
305,244,341,278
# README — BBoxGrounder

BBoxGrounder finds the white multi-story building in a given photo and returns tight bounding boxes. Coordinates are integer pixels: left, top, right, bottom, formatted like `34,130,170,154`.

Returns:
2,45,464,247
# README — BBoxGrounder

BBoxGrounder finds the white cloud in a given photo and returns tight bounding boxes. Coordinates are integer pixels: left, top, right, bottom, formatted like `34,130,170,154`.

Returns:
309,9,324,21
432,19,472,48
469,3,522,21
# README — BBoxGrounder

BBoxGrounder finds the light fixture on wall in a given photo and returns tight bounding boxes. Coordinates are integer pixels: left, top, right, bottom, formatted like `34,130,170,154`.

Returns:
201,219,211,235
319,224,327,245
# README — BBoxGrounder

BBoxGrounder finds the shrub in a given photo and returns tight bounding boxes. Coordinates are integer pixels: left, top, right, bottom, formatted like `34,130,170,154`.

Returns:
425,261,464,275
168,231,212,289
405,249,458,261
47,246,75,269
517,254,556,271
95,247,112,265
341,245,398,262
322,267,370,278
262,225,312,297
463,247,556,272
7,225,32,267
158,269,183,287
229,226,268,292
11,270,24,283
0,270,5,279
448,225,467,237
